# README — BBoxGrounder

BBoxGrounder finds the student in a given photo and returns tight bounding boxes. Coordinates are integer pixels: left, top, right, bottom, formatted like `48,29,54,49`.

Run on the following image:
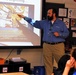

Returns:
17,8,69,75
53,54,70,75
63,48,76,75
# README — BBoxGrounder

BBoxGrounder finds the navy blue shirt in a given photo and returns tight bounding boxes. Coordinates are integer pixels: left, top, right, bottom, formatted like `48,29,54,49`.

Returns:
24,17,69,43
72,69,76,75
73,71,76,75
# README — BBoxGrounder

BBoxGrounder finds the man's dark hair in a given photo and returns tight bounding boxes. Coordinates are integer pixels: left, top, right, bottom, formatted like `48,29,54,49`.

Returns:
48,8,58,17
52,8,58,17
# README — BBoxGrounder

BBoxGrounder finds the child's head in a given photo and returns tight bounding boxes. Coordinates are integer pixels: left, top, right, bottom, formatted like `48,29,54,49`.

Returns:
58,54,70,71
71,48,76,68
71,48,76,60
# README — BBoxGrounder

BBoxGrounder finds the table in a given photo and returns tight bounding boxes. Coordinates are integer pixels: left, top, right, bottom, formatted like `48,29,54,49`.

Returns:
0,72,29,75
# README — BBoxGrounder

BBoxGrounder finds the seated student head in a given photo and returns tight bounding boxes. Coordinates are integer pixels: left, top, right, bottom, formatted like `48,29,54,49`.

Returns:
62,49,76,75
71,48,76,60
53,54,70,75
58,54,70,71
70,48,76,68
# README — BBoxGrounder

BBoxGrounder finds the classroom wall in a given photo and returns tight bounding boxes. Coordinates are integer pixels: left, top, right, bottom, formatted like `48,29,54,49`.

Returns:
46,0,76,8
0,48,44,68
0,0,76,68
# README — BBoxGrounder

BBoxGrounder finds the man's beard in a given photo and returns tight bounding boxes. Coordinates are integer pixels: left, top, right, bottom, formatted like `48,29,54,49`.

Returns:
47,15,53,21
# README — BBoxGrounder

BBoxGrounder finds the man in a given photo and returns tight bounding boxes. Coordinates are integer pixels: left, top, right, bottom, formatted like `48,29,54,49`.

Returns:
18,8,69,75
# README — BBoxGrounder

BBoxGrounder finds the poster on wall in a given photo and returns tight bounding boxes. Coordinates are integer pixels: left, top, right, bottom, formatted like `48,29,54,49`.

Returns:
68,9,76,18
58,8,67,17
63,18,69,28
71,18,76,30
72,32,76,37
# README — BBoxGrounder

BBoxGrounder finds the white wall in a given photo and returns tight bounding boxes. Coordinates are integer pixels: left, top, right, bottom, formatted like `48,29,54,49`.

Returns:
46,0,76,8
0,48,44,68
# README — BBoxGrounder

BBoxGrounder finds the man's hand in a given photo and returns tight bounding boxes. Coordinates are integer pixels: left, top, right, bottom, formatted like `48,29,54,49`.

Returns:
17,14,25,18
53,32,59,37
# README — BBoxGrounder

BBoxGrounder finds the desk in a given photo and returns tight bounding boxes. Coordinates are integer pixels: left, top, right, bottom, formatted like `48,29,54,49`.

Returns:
0,72,29,75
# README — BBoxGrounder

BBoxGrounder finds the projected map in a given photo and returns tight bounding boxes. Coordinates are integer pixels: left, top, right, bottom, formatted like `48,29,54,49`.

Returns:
0,4,28,27
0,3,40,46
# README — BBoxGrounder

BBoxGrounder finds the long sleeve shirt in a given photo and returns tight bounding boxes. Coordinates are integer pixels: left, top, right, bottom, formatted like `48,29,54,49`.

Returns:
24,17,69,43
